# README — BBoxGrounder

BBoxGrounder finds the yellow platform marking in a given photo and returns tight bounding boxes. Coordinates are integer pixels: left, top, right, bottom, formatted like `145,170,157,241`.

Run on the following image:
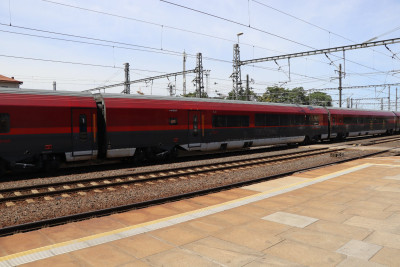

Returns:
1,161,399,264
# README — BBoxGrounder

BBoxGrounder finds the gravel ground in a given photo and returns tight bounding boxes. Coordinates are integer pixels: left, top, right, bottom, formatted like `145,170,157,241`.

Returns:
0,147,385,228
0,145,314,190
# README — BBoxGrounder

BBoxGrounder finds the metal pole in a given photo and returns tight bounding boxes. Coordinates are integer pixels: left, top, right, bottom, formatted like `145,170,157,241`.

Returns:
124,63,130,94
183,51,186,95
351,98,353,108
388,86,391,111
246,74,250,101
205,70,210,95
53,81,56,91
381,98,384,110
396,87,398,111
339,64,342,107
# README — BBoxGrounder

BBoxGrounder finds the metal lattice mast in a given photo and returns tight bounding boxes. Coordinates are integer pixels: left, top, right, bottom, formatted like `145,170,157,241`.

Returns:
124,63,130,94
195,53,204,98
232,44,242,99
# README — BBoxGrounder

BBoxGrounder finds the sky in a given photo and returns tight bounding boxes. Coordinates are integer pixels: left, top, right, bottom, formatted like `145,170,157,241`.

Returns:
1,0,400,109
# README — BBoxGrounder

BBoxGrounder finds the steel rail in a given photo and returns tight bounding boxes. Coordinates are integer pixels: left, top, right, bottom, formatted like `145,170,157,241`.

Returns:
0,147,329,195
0,148,337,203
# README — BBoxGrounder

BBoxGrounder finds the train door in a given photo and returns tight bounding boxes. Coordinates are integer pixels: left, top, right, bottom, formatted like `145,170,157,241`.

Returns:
331,115,336,134
71,108,96,158
188,111,202,148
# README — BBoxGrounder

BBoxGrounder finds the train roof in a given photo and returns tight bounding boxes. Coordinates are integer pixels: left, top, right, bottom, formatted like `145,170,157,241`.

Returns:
1,89,398,116
327,107,395,116
98,92,328,114
0,88,96,108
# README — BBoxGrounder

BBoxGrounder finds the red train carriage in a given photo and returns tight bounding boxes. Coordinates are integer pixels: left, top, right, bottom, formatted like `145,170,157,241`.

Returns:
0,89,98,174
326,108,396,138
97,94,329,159
1,89,398,175
393,112,400,132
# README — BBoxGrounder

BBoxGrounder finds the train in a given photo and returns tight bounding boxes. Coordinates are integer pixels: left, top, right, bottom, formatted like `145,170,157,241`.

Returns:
0,88,399,175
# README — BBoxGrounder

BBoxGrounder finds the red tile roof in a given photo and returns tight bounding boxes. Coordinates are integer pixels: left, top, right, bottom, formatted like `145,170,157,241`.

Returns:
0,74,23,84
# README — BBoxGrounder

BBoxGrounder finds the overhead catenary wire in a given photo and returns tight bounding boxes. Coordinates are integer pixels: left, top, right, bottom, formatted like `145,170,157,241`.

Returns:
1,25,333,86
29,0,378,74
160,0,315,50
0,24,233,64
159,0,397,77
251,0,396,60
39,0,282,54
0,53,173,74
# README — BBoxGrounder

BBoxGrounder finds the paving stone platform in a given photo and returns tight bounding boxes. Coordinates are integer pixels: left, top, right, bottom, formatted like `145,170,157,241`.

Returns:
0,156,400,266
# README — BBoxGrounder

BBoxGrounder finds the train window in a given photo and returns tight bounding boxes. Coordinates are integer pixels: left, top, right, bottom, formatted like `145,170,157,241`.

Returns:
279,114,290,126
308,115,319,125
255,114,265,126
297,114,306,125
79,114,87,140
255,114,274,126
169,118,178,125
212,115,249,127
193,115,198,136
344,116,353,124
0,113,10,133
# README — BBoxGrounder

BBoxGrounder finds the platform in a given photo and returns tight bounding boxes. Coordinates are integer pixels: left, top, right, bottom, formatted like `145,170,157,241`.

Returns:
1,157,400,266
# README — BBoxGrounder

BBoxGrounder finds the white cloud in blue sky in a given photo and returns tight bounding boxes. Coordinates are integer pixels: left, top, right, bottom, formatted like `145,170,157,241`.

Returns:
1,0,400,108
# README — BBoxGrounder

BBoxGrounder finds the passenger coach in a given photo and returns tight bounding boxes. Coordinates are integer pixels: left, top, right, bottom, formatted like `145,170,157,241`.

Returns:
0,89,98,174
96,93,329,159
327,108,396,138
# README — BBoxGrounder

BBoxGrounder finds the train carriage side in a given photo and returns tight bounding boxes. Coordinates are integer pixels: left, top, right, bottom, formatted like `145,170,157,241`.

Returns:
99,94,193,159
393,112,400,132
301,106,329,142
327,108,396,138
179,101,329,150
0,89,98,174
100,95,332,159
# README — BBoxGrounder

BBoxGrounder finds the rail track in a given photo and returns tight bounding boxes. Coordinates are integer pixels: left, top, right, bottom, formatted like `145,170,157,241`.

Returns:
356,135,400,145
2,135,400,207
328,134,400,147
0,147,341,206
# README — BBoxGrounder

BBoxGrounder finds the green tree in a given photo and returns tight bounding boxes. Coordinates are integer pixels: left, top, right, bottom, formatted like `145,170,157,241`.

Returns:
259,86,287,103
182,91,208,98
308,92,332,106
288,87,308,105
227,87,259,101
259,86,307,104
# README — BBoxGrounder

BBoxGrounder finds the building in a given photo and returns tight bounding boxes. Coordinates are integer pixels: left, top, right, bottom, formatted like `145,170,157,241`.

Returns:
0,74,23,89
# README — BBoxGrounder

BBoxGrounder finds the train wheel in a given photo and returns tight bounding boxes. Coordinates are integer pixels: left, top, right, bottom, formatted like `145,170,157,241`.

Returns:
167,147,179,160
145,147,157,161
0,160,6,177
43,156,60,174
302,136,311,145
